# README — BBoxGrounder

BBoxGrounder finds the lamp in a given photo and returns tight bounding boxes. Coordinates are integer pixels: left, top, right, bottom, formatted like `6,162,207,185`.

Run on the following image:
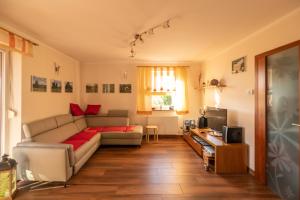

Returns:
129,19,172,58
0,154,17,199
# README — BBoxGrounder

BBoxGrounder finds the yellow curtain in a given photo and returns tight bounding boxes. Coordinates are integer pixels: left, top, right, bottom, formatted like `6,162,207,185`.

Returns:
0,27,34,56
137,66,189,115
174,67,189,114
137,67,152,114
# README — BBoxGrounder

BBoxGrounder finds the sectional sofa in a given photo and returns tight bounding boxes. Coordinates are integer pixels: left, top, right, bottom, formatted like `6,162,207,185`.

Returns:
13,110,143,182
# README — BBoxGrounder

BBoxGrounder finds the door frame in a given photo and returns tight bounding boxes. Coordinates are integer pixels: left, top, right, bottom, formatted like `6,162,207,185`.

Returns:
255,40,300,184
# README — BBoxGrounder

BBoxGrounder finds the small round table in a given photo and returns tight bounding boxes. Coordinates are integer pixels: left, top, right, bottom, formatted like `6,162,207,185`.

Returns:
145,125,158,143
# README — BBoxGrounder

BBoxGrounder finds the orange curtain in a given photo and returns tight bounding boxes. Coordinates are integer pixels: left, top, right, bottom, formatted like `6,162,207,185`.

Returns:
0,27,34,56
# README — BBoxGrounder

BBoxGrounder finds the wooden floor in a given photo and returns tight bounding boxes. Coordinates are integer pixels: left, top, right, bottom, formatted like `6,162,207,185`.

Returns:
16,137,279,200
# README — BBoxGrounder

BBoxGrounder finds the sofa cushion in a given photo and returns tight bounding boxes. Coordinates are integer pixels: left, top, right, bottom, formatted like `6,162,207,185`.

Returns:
74,133,100,162
33,123,78,143
63,139,86,151
23,117,58,138
55,114,74,127
101,126,127,132
100,132,142,139
74,118,88,131
70,103,84,116
85,104,101,115
69,130,98,141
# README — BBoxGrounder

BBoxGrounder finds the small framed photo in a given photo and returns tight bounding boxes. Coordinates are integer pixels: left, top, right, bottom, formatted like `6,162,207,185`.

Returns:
232,56,246,74
102,84,115,93
51,79,62,93
31,75,47,92
119,84,132,93
86,83,98,93
65,81,73,93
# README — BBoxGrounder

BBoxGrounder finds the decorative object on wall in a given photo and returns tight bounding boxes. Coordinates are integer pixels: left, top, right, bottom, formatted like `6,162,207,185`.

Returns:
31,75,47,92
129,19,172,58
232,56,246,73
86,83,98,93
54,62,61,75
102,84,115,93
64,81,73,93
123,72,128,80
51,79,62,93
119,84,132,93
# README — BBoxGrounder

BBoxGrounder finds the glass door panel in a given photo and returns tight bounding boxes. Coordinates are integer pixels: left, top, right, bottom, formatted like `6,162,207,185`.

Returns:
266,46,299,200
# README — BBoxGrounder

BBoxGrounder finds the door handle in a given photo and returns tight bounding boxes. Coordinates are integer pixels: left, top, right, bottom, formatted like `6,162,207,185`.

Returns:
291,123,300,127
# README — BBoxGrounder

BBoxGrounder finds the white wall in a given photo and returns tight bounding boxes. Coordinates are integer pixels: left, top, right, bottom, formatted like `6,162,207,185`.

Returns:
80,60,202,133
202,8,300,170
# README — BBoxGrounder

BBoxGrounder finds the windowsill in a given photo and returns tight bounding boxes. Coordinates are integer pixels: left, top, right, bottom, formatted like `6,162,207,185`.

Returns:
152,109,175,112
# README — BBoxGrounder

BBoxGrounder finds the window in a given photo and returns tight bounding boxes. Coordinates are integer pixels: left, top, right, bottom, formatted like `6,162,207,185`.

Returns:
137,66,189,114
152,94,175,111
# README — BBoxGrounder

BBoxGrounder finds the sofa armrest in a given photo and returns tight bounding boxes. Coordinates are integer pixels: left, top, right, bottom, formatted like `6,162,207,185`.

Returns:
13,142,74,182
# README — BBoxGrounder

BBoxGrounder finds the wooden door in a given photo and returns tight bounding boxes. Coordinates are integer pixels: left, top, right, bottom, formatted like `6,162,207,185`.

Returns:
255,41,300,199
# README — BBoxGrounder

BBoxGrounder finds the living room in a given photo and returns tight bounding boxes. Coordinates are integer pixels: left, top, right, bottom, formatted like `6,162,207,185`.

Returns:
0,0,299,199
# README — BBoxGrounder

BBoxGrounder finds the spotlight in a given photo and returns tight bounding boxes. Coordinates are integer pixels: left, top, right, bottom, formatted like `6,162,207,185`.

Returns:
163,20,170,28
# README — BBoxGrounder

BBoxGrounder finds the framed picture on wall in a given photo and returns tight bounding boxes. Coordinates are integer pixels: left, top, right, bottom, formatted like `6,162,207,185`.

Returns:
51,79,62,93
119,84,132,93
65,81,73,93
86,83,98,93
102,84,115,93
31,75,47,92
232,56,246,74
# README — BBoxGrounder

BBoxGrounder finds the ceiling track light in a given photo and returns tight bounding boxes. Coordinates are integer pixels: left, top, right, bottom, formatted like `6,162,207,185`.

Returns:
129,19,172,58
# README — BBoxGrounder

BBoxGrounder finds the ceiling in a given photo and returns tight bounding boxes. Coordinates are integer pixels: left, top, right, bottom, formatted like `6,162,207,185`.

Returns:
0,0,300,62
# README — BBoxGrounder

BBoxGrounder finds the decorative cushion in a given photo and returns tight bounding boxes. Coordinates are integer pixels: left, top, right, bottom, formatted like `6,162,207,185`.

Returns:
63,139,86,151
85,104,101,115
70,103,84,116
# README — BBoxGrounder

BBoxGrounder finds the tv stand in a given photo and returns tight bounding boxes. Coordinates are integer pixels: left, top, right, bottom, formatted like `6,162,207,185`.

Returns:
183,128,248,174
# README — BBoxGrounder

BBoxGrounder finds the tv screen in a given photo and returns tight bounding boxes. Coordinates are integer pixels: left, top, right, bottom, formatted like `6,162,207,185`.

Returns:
205,107,227,132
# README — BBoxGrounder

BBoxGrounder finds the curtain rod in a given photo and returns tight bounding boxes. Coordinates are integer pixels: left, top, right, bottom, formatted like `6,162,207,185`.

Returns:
0,27,39,46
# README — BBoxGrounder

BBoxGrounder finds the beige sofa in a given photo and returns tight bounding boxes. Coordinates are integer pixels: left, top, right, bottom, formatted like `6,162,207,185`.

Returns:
13,111,143,182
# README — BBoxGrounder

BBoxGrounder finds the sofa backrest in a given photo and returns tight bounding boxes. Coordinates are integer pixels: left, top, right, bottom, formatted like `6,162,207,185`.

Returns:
86,116,129,127
23,114,83,143
23,117,58,138
73,115,87,131
22,110,129,142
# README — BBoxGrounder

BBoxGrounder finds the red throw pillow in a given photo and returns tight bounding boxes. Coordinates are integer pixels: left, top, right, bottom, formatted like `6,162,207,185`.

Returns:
70,103,84,116
85,104,101,115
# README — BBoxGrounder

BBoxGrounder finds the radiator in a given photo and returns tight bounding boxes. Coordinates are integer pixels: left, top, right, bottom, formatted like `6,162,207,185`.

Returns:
147,116,179,135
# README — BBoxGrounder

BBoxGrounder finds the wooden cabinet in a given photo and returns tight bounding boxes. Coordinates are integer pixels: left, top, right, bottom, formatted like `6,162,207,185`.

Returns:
183,128,248,174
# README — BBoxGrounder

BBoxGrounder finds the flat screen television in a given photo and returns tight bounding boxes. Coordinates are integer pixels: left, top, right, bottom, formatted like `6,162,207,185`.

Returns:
205,106,227,132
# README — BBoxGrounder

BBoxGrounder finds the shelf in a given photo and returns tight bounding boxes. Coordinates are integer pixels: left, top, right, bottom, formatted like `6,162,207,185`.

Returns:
202,85,226,92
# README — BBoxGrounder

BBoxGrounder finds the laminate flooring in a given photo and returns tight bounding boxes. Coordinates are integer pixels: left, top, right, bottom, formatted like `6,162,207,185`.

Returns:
16,137,279,200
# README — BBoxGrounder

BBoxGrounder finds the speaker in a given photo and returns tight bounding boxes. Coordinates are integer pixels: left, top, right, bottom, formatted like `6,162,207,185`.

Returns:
198,116,208,128
222,126,243,143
